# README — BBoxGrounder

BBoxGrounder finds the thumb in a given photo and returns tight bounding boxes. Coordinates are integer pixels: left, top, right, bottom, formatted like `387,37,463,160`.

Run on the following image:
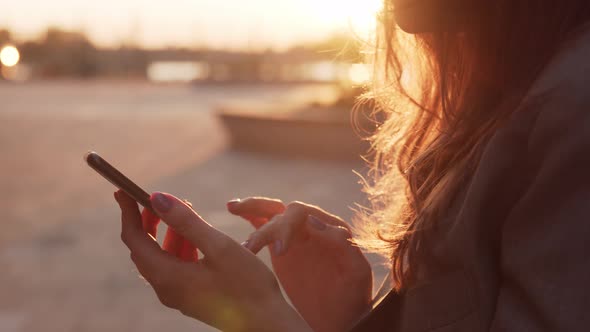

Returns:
151,192,236,260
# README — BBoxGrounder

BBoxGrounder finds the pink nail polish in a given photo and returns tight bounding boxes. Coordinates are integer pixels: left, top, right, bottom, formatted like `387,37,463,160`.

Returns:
273,239,284,256
308,215,326,230
151,192,173,212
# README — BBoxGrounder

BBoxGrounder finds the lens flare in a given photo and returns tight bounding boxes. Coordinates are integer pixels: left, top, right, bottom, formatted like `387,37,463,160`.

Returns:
0,45,20,67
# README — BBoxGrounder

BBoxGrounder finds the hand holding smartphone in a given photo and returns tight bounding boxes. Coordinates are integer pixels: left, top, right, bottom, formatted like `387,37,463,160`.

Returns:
85,151,153,212
85,151,197,262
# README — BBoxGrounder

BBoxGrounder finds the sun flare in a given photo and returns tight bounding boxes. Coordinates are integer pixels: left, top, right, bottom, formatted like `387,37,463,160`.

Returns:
310,0,383,39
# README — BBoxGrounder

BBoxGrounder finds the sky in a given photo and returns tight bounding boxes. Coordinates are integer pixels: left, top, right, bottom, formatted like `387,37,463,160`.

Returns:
1,0,382,50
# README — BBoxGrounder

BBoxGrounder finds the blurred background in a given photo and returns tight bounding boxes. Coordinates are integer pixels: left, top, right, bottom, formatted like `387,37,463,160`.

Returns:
0,1,387,331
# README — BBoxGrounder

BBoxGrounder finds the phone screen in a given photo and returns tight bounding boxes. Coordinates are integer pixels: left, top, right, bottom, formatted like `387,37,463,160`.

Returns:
85,151,153,212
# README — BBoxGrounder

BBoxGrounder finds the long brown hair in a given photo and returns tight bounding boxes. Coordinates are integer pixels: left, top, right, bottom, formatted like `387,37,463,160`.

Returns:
357,0,590,290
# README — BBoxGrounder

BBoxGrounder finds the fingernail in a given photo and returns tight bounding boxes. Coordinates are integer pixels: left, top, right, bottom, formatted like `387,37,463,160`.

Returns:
151,192,173,213
227,199,241,208
241,240,250,249
272,239,284,256
308,215,326,230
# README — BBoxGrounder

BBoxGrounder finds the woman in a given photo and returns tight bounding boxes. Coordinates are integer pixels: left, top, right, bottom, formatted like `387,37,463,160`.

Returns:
115,0,590,330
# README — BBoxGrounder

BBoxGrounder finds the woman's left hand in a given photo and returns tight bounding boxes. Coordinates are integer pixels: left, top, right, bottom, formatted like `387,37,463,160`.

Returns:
228,198,373,332
114,190,311,332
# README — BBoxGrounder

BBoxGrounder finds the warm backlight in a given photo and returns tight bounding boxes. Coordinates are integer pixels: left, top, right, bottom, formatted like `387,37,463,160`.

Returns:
0,45,20,67
311,0,383,38
349,63,372,85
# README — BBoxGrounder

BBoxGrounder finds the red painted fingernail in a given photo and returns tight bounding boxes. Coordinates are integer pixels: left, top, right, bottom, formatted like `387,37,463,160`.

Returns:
151,192,173,213
308,215,326,230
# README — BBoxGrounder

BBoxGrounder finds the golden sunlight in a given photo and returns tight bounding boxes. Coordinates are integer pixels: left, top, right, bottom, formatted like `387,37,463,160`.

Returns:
0,45,20,67
311,0,383,38
349,63,372,85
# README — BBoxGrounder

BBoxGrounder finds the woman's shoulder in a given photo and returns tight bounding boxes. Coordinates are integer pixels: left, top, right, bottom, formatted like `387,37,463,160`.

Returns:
521,22,590,158
527,21,590,101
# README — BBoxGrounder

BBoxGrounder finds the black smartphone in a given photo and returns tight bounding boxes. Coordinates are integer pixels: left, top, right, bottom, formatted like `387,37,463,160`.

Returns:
85,151,153,212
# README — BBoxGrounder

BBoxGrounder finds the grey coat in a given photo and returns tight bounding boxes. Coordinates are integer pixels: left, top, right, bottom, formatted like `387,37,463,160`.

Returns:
351,23,590,332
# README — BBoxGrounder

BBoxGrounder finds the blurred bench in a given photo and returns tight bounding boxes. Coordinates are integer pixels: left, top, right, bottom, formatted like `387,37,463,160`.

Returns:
216,105,371,161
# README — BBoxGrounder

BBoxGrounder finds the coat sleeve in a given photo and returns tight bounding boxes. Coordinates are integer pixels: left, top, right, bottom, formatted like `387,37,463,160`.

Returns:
490,88,590,331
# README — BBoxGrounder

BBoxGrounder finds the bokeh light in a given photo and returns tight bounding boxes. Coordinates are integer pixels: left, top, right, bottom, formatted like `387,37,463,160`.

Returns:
349,63,372,85
0,45,20,67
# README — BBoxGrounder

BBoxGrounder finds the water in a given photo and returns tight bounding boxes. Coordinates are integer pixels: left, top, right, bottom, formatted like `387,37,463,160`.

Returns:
0,81,341,115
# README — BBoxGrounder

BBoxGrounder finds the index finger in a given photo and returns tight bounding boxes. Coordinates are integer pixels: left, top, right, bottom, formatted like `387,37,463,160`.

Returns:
227,197,285,220
152,192,242,262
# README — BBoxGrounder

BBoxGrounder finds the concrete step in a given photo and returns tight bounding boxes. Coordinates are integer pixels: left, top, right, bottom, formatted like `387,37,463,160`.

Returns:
217,104,373,161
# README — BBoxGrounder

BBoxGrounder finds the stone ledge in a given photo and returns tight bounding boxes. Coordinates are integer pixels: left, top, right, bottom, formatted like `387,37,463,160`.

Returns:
217,105,370,161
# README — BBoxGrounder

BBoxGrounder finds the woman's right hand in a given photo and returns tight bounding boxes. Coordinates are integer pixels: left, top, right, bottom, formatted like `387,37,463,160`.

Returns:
116,191,312,332
227,198,373,332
